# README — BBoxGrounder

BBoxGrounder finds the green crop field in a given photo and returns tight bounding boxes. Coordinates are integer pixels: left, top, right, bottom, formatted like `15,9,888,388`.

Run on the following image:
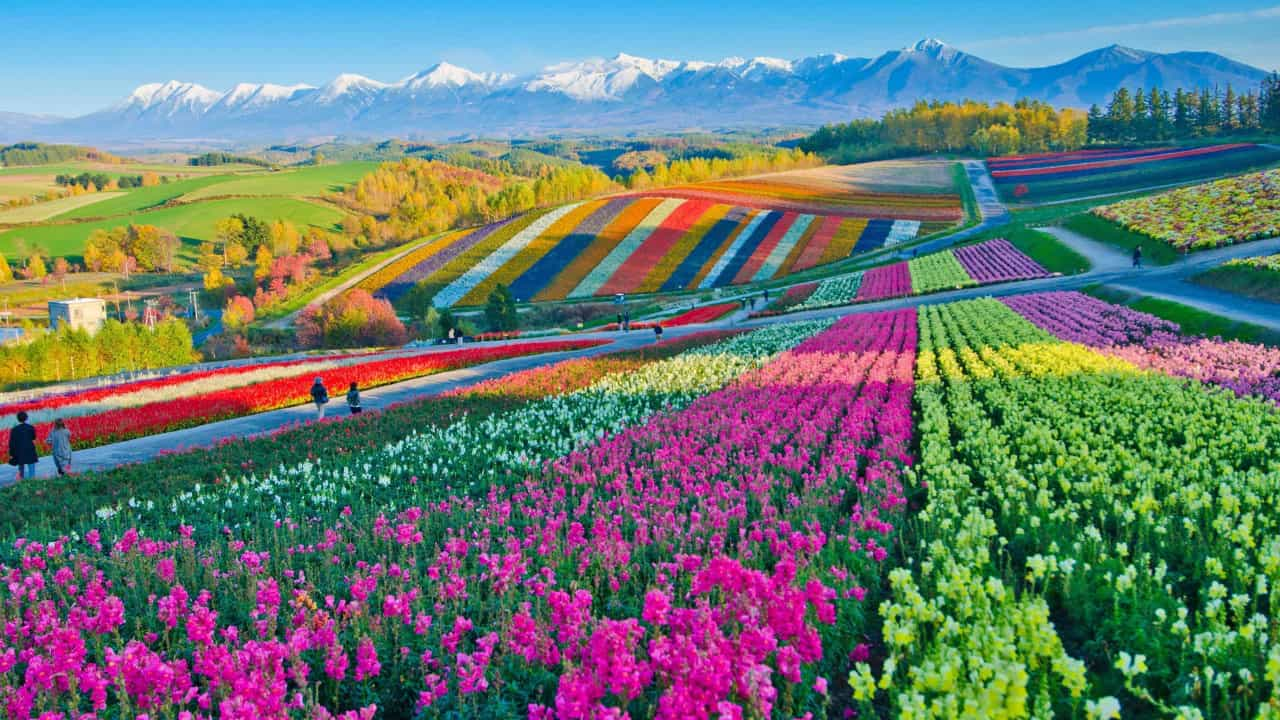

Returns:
179,162,379,201
0,197,348,263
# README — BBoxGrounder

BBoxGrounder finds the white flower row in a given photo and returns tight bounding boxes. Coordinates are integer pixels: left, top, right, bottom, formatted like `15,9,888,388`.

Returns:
569,198,685,298
799,271,865,310
698,210,773,289
883,219,922,248
752,214,815,282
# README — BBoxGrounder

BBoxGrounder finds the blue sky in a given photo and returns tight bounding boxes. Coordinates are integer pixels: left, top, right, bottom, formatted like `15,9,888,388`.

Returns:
5,0,1280,116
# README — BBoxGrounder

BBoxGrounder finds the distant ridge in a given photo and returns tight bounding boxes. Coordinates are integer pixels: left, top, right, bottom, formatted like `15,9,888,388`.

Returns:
4,40,1270,144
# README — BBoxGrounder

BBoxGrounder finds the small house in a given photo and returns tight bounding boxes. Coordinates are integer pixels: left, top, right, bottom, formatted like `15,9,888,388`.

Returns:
48,298,108,335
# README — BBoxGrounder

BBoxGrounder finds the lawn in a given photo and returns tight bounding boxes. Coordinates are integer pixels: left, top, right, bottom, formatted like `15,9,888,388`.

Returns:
1192,259,1280,303
0,192,125,223
178,161,378,201
1001,226,1090,274
0,196,348,263
1062,212,1181,265
1083,283,1280,345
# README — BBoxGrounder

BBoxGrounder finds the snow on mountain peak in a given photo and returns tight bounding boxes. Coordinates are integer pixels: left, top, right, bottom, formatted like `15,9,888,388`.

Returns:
124,81,222,111
402,62,511,90
910,38,949,52
526,53,680,100
317,73,389,102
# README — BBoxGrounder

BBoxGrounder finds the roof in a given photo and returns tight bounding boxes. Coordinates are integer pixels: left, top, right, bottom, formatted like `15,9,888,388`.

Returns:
48,298,106,307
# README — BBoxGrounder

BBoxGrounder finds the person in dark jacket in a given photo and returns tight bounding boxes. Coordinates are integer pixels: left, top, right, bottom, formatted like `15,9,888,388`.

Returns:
311,377,330,420
653,324,664,343
1132,245,1143,268
8,411,37,482
347,382,362,415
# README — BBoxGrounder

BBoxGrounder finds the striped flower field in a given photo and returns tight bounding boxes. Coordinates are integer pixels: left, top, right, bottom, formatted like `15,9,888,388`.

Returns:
363,192,958,306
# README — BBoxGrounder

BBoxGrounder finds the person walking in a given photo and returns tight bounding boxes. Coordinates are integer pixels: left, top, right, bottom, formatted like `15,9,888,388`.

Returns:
1132,245,1143,268
310,377,330,420
616,312,623,330
347,382,362,415
7,412,37,482
623,310,631,332
653,324,664,343
49,418,72,476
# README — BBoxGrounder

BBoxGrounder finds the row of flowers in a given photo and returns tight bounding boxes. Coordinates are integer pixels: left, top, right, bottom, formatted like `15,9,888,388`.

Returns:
1092,168,1280,250
29,340,607,453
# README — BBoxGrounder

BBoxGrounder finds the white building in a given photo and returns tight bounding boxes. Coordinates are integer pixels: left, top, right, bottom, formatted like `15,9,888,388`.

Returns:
48,298,108,335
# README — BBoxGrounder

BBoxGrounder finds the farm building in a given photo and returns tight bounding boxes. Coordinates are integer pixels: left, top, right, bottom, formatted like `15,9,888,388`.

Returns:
48,297,107,334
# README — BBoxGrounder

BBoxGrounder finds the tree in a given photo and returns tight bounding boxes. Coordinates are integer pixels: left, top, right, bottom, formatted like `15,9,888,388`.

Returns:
484,284,519,332
214,216,244,267
223,295,255,330
253,245,274,284
1262,72,1280,133
296,290,407,349
1106,88,1135,141
0,254,13,283
1086,104,1108,142
24,254,47,280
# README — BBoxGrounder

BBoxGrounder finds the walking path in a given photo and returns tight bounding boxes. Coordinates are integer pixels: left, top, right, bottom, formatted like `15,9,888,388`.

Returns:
9,328,707,480
907,160,1008,255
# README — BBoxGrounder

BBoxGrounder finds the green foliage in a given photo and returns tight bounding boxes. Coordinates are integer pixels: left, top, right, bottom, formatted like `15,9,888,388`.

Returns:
188,152,272,168
1193,262,1280,303
0,318,196,388
484,284,519,332
1083,284,1280,345
1089,75,1280,142
1003,227,1091,275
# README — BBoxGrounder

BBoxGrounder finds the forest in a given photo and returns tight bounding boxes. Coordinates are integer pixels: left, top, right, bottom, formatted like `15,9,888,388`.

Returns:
1086,73,1280,142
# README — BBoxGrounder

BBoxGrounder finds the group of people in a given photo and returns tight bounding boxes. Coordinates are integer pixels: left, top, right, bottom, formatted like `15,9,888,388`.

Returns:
310,378,363,420
7,412,73,483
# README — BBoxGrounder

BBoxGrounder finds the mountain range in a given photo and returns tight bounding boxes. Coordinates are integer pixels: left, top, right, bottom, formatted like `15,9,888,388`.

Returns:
1,39,1270,146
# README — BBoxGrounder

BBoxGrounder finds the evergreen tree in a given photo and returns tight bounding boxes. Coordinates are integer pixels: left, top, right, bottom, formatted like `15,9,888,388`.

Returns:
484,284,520,332
1086,104,1108,142
1106,88,1135,141
1132,88,1149,140
1173,89,1194,137
1223,85,1238,132
1262,72,1280,133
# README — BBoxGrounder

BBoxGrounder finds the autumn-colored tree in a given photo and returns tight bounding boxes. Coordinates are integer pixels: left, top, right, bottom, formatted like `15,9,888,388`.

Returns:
296,289,407,349
24,254,47,280
0,254,13,283
253,245,274,284
223,294,256,330
214,216,245,267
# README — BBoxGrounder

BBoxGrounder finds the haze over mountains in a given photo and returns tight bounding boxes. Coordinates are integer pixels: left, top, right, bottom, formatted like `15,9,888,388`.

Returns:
0,39,1269,145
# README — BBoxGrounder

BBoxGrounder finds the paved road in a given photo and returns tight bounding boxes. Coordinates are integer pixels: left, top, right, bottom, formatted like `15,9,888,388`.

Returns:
907,159,1009,255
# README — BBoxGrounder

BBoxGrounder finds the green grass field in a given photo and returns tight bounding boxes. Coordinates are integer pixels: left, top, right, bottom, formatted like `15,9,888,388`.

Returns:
0,197,348,263
0,192,125,223
179,162,379,201
1002,226,1091,275
53,175,239,220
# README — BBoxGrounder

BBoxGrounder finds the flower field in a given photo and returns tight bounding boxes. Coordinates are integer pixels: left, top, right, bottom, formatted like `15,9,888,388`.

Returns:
789,238,1050,312
5,290,1280,717
1091,169,1280,250
988,143,1280,203
362,191,953,306
14,339,606,453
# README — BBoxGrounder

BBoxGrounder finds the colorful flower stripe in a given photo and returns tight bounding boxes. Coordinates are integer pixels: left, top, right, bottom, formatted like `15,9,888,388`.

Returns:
774,212,822,278
30,339,606,453
988,143,1258,178
1225,251,1280,271
732,211,797,284
1002,291,1280,405
799,272,863,310
663,301,738,325
752,213,817,283
682,207,756,290
883,219,921,248
636,203,733,293
953,238,1050,283
817,217,866,265
520,197,637,302
569,198,684,298
459,199,609,305
709,211,784,288
435,202,585,307
793,215,845,272
697,209,768,289
411,214,530,302
1092,169,1280,250
856,261,911,301
852,217,895,254
357,229,469,298
908,249,976,294
597,199,713,296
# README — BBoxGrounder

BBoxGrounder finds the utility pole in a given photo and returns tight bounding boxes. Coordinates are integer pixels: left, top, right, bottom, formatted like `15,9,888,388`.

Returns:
189,289,200,322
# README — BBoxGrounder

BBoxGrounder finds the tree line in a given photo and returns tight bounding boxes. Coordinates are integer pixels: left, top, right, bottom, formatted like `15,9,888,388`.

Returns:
622,148,821,189
188,152,273,168
56,172,164,191
800,99,1089,159
0,318,196,388
1087,73,1280,142
0,142,120,167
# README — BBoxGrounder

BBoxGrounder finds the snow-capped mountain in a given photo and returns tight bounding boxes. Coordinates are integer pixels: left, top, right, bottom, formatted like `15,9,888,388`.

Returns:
10,40,1270,144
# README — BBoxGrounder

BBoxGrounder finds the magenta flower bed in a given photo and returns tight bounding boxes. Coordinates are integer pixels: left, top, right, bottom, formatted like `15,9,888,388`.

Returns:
855,261,911,302
953,239,1050,283
1003,291,1280,405
0,310,919,718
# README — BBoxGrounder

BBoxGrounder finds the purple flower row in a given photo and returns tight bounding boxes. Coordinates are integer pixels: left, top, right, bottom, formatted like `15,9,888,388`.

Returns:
856,261,912,302
380,218,516,301
954,239,1050,283
1003,291,1280,405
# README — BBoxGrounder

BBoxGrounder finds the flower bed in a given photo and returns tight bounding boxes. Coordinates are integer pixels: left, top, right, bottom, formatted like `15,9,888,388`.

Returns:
856,261,911,301
907,248,975,294
1091,169,1280,250
953,237,1051,283
30,339,607,452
